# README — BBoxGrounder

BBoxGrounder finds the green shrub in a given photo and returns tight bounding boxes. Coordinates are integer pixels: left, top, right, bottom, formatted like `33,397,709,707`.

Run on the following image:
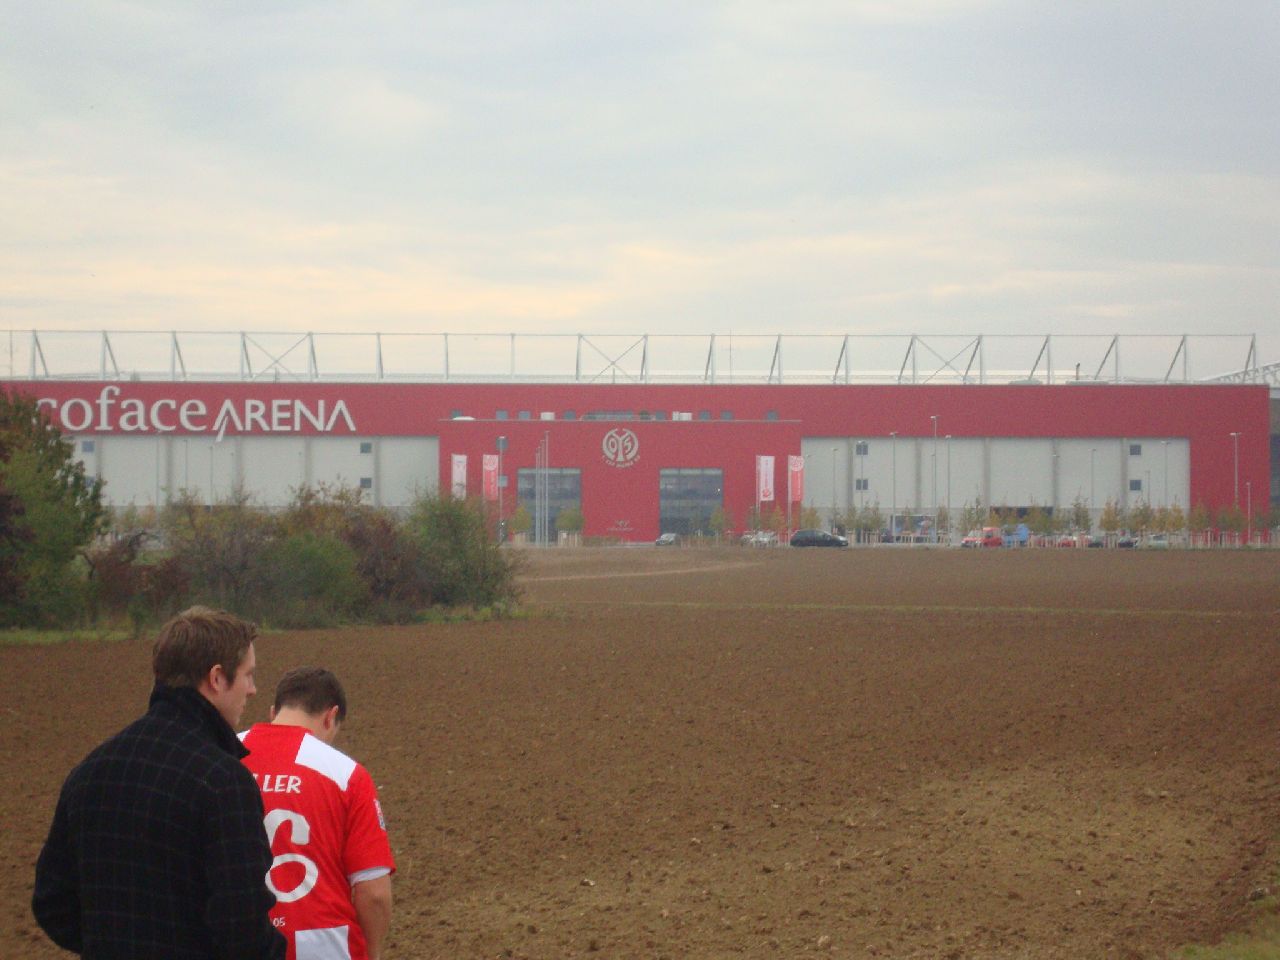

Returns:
253,532,367,628
409,496,517,608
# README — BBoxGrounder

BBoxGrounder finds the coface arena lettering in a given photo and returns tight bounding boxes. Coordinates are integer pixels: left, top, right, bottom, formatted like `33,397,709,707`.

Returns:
36,387,358,438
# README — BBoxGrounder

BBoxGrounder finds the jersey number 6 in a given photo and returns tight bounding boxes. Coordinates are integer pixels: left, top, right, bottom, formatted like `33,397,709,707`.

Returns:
263,809,319,903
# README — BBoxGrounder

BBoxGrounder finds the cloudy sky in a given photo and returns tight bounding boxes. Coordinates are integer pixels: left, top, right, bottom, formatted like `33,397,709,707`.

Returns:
2,1,1277,371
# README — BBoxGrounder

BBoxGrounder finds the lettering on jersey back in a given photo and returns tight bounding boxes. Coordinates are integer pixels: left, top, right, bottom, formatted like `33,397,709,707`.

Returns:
254,773,303,794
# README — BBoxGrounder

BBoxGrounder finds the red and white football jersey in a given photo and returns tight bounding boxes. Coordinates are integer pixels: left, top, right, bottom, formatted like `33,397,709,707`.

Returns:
241,724,395,960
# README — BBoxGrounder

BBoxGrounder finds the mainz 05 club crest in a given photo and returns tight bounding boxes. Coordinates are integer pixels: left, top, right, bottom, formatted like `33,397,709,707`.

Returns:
601,428,639,467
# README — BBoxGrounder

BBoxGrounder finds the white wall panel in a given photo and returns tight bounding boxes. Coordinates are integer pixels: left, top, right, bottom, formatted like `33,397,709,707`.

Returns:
311,437,375,494
240,437,307,507
380,437,439,507
97,435,166,508
988,439,1055,508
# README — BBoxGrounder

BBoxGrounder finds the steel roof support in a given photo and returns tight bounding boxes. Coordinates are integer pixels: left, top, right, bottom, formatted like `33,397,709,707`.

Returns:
1093,336,1117,382
101,331,120,379
1164,335,1186,383
833,335,848,384
30,330,48,378
170,332,187,380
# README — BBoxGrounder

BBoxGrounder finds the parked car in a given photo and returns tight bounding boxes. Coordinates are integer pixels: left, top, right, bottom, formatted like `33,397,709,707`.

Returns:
1115,536,1138,549
655,532,679,546
1142,533,1170,549
961,526,1003,548
1086,535,1105,548
741,530,779,547
790,529,849,548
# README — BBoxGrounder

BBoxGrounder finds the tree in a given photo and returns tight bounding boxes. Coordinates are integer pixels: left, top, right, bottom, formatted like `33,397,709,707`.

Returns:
1129,500,1154,536
1070,496,1091,533
0,391,106,625
709,506,730,541
1099,499,1122,535
408,496,517,607
555,505,584,534
858,502,884,542
935,504,951,541
160,489,276,614
959,499,985,536
1025,502,1052,537
509,504,533,537
1216,504,1245,536
797,505,822,531
1188,501,1212,534
1166,502,1187,536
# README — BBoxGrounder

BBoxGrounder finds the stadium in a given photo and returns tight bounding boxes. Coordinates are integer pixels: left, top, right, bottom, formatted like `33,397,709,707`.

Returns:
5,330,1276,541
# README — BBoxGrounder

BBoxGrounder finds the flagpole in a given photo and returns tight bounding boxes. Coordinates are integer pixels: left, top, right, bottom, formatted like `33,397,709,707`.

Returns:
786,457,792,541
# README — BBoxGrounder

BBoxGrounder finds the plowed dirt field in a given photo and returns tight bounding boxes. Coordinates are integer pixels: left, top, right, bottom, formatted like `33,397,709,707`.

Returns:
4,547,1279,959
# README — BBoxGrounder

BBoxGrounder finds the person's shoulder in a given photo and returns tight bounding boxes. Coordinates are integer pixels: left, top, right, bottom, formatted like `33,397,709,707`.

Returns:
295,732,360,791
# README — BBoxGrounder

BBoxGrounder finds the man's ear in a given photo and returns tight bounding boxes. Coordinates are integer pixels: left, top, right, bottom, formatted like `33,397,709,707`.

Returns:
324,704,341,732
268,704,277,722
204,663,227,694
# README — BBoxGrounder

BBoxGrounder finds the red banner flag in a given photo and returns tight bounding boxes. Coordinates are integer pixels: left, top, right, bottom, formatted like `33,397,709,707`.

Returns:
482,454,499,501
788,455,804,502
756,455,775,502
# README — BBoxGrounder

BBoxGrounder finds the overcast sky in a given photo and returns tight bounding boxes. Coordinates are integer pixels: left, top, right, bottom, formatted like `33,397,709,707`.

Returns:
2,1,1277,369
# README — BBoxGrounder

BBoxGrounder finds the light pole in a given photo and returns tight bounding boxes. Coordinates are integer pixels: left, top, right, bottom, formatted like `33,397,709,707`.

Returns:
831,445,838,531
889,431,898,542
1229,432,1241,505
1089,447,1096,522
930,415,938,543
856,440,864,511
1246,480,1252,543
497,435,507,543
944,434,952,544
1161,440,1169,508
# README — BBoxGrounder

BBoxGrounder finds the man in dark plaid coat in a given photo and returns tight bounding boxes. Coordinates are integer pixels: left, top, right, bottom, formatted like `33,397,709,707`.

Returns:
33,607,286,960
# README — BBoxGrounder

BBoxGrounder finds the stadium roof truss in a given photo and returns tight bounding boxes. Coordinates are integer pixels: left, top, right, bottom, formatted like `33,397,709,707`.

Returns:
5,330,1270,387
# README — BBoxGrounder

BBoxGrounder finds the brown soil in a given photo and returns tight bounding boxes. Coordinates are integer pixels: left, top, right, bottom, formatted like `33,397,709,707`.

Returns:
4,548,1279,959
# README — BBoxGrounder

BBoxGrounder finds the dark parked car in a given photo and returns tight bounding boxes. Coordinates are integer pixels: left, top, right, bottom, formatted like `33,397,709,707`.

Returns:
790,529,849,548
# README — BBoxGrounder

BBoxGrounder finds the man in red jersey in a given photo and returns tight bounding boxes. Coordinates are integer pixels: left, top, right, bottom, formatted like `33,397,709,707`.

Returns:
241,667,394,960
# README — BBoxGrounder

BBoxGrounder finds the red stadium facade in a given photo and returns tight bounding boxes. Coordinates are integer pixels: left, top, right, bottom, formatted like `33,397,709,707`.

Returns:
12,379,1271,541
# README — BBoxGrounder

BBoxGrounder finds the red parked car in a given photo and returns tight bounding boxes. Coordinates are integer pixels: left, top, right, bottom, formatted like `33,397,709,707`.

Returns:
961,526,1003,548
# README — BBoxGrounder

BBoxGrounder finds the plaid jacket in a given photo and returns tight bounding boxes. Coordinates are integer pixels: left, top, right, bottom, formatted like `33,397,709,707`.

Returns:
33,684,286,960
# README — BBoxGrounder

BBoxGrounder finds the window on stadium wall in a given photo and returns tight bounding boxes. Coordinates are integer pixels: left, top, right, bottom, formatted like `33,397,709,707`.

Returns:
516,468,582,543
659,469,723,536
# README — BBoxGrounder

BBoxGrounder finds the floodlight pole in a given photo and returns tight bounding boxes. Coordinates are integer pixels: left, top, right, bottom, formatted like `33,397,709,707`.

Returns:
1162,440,1169,508
945,434,952,544
1230,432,1241,505
831,445,838,531
890,431,898,542
930,415,938,543
497,435,506,543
